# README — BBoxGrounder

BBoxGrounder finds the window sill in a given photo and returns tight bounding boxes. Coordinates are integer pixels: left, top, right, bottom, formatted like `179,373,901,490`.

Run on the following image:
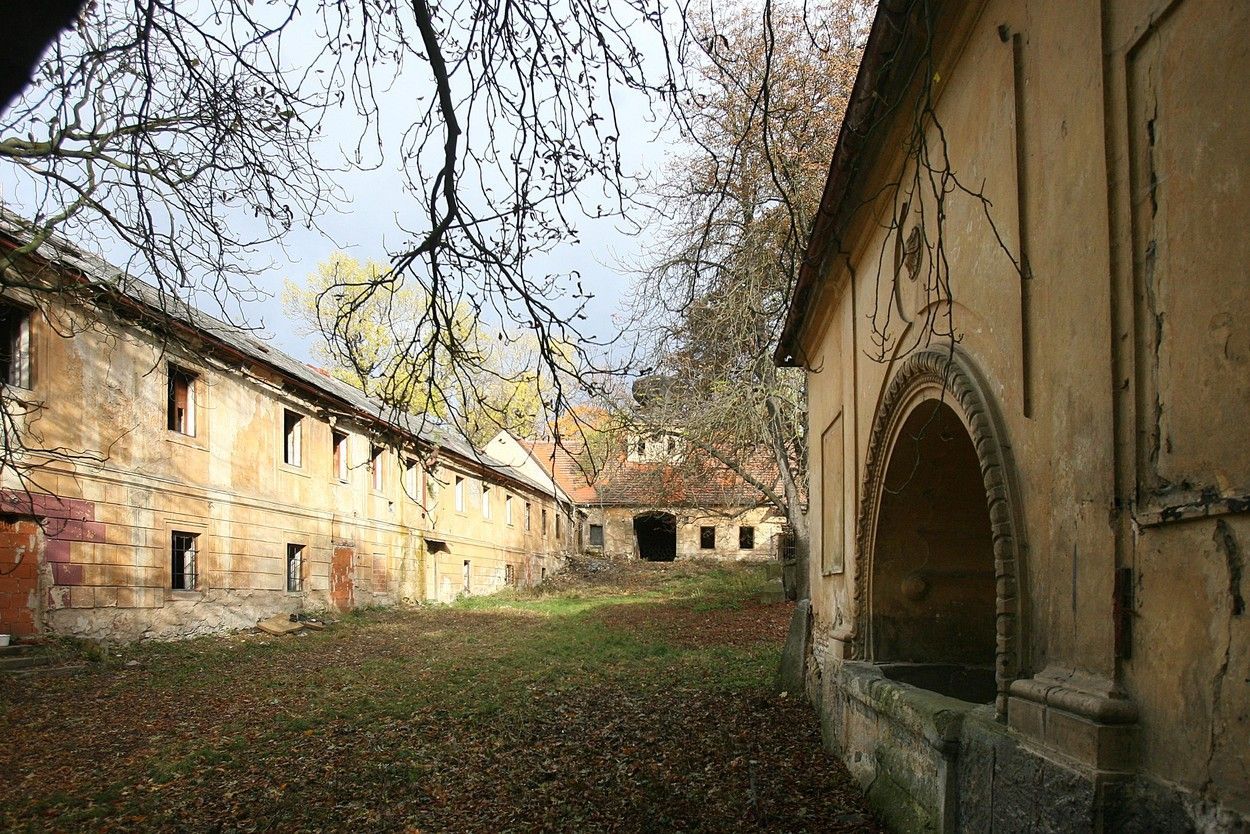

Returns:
279,463,310,479
168,589,204,601
166,433,208,452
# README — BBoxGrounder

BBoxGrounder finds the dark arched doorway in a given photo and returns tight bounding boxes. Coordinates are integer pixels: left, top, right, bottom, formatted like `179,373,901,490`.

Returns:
634,512,676,561
871,398,997,703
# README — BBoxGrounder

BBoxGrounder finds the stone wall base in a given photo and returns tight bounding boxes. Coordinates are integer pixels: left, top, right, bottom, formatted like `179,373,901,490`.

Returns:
814,660,1250,833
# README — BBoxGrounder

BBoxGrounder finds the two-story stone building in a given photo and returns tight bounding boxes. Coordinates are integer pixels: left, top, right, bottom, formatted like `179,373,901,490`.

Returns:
0,215,577,640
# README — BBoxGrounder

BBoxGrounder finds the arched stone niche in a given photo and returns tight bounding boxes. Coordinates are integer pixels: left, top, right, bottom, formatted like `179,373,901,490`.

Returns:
851,348,1026,717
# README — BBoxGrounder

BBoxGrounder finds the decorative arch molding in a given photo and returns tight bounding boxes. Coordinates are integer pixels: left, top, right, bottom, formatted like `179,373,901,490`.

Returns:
850,347,1026,717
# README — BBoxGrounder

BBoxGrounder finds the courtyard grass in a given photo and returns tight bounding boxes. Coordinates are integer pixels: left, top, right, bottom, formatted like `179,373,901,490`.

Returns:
0,560,879,833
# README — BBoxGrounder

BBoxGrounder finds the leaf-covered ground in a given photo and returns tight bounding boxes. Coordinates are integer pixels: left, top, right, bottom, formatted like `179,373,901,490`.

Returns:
0,559,880,833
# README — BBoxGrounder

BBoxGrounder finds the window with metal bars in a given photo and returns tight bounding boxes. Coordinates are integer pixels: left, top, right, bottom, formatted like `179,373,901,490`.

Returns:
171,531,198,590
286,543,304,592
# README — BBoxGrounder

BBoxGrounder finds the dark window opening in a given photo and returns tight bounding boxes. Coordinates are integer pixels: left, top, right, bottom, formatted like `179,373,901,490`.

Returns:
332,431,348,481
739,526,755,550
700,526,716,550
541,507,548,536
167,365,196,435
505,564,515,585
286,543,304,592
0,301,31,388
371,444,384,491
171,531,198,590
589,524,604,547
283,410,303,466
525,502,532,530
462,559,471,593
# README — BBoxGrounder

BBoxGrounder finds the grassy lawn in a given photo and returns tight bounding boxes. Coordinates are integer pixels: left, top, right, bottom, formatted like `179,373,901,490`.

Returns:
0,560,879,833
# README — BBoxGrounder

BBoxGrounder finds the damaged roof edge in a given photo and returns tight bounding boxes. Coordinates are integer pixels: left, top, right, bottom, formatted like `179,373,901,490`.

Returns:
0,209,560,503
774,0,924,367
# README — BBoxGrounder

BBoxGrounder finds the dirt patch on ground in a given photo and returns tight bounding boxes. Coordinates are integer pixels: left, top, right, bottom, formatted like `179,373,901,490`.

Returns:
595,599,795,648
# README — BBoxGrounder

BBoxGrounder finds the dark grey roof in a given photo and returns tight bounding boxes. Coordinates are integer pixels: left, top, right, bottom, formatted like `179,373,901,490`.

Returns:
0,208,560,502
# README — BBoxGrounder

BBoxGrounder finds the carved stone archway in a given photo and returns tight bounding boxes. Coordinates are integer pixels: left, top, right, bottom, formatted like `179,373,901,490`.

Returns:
851,348,1026,717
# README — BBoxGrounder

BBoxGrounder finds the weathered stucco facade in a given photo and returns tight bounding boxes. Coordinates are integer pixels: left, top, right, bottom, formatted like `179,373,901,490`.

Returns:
0,226,573,640
588,505,783,563
779,0,1249,830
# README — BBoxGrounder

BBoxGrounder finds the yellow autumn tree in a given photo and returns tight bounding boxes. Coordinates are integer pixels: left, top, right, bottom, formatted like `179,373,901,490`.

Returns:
283,253,557,443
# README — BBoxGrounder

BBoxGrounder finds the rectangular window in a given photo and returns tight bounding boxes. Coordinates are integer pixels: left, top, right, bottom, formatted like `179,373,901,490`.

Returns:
541,507,548,537
700,526,716,550
171,531,198,590
286,543,304,592
462,559,471,593
525,502,532,531
739,526,755,550
505,563,515,585
555,512,562,539
481,483,492,520
370,444,384,491
404,459,418,498
0,302,31,389
589,524,604,547
455,476,465,512
283,410,303,466
332,430,349,482
166,364,196,435
505,494,513,525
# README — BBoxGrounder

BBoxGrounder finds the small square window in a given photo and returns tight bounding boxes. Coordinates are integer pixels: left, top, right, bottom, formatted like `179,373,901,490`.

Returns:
370,444,384,491
286,543,304,592
283,410,303,466
171,531,198,590
167,364,197,435
700,526,716,550
589,524,604,547
739,526,755,550
332,431,349,482
0,301,31,389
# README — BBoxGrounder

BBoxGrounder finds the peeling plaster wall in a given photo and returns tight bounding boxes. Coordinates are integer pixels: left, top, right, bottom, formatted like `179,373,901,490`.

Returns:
0,297,573,641
796,0,1250,827
588,506,783,562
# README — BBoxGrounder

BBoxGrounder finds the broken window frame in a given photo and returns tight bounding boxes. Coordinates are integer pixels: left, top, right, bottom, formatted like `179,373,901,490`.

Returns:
738,526,755,550
332,430,349,482
286,543,304,592
166,364,197,436
700,526,716,550
171,531,198,590
283,409,303,467
0,301,31,389
370,444,385,491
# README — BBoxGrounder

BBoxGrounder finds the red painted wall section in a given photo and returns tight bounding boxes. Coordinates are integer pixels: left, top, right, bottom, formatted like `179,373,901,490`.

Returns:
0,519,41,637
0,491,100,635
